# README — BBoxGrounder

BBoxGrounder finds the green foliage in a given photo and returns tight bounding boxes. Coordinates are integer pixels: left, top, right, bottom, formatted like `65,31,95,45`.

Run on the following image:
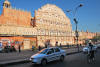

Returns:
32,41,36,45
32,45,38,51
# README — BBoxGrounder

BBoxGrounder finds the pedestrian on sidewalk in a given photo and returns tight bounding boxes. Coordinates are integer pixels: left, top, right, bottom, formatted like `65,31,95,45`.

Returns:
60,43,62,47
80,44,82,47
38,45,41,51
55,41,58,47
32,45,34,51
18,45,21,53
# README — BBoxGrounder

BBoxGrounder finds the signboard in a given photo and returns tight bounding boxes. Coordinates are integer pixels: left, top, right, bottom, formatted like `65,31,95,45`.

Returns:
0,42,2,47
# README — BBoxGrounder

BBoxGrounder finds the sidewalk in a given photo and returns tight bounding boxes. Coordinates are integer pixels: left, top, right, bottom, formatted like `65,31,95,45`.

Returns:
0,47,83,65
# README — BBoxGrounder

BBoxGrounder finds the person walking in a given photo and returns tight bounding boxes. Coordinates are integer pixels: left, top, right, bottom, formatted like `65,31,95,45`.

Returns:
32,45,34,51
55,41,58,47
60,43,62,47
38,45,41,51
18,45,21,53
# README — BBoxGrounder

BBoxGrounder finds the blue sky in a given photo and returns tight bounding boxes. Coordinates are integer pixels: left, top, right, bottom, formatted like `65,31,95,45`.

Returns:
0,0,100,32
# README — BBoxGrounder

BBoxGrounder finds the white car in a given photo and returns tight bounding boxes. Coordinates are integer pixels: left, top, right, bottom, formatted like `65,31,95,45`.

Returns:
0,47,3,52
97,44,100,48
83,45,97,53
30,47,66,65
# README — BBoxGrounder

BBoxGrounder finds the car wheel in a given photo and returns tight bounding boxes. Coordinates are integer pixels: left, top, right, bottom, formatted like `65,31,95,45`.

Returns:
41,59,47,66
60,55,64,62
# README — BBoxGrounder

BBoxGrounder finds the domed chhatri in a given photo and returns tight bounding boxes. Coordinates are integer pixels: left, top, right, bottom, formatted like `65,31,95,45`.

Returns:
3,0,11,8
4,0,10,4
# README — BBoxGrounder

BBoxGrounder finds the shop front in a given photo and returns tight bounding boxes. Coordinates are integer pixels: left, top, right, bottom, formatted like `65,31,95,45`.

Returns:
0,36,37,50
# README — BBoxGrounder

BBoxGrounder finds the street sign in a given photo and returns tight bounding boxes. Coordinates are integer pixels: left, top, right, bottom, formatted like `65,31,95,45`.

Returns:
0,42,2,47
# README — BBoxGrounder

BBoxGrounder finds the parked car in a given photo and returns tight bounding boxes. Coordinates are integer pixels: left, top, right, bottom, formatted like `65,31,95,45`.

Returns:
30,47,66,65
0,47,3,52
83,45,97,53
3,46,17,53
97,44,100,48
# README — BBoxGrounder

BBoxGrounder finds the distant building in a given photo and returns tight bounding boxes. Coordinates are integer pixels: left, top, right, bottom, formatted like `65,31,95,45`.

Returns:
96,32,100,36
77,30,96,44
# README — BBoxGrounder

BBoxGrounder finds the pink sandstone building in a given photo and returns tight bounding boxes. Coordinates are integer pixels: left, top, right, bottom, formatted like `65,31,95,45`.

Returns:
0,0,96,49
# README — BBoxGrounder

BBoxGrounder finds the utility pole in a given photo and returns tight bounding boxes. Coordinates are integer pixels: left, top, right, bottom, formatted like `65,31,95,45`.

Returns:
66,4,83,52
74,18,79,52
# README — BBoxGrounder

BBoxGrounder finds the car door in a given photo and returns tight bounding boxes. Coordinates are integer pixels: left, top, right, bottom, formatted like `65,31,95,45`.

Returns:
46,48,56,62
54,47,61,60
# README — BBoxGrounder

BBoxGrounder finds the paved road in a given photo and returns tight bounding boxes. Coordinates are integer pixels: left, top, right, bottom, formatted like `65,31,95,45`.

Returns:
4,49,100,67
0,47,83,64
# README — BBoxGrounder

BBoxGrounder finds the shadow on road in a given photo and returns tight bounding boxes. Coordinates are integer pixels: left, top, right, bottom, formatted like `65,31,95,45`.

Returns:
30,60,66,67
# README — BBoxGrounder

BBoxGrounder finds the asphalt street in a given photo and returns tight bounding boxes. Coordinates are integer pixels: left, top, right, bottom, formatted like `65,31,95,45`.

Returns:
4,49,100,67
0,47,83,64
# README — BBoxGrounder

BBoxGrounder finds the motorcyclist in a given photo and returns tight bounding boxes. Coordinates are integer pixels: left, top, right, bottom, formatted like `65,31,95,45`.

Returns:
88,40,95,62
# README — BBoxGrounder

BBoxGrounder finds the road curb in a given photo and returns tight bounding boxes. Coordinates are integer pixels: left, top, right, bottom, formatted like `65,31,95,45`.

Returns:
0,59,30,66
67,51,82,55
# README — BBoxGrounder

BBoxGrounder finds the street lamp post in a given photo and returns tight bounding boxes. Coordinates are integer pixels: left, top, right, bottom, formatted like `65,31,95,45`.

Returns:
67,4,83,52
74,18,79,52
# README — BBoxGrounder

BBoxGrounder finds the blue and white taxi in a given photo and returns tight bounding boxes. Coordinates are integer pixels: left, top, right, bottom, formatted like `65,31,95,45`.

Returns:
30,47,66,65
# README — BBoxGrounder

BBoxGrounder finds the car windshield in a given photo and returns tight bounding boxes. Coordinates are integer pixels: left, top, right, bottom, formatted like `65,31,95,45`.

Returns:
38,49,48,54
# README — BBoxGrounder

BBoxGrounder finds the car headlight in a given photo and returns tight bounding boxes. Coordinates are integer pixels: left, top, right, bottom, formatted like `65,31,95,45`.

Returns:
30,57,34,61
30,57,42,61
